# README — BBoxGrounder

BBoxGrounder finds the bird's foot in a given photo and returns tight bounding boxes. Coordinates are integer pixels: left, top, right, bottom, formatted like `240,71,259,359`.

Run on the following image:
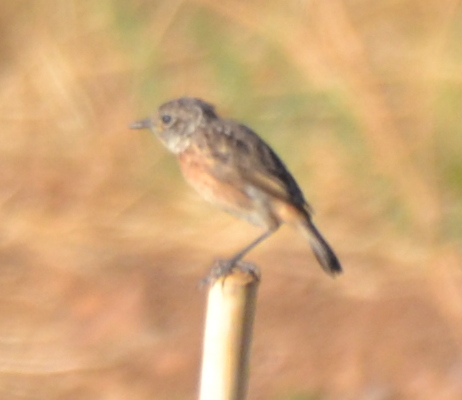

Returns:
199,259,260,287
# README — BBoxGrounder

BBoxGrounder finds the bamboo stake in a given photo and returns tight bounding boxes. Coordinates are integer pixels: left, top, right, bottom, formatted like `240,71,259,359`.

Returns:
198,262,260,400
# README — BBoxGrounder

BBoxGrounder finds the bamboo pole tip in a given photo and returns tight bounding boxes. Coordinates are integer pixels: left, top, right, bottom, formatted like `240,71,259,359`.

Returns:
201,260,261,288
199,260,260,400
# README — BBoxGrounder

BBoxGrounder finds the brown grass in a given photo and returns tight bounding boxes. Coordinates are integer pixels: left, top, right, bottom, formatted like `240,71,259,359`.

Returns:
0,1,461,399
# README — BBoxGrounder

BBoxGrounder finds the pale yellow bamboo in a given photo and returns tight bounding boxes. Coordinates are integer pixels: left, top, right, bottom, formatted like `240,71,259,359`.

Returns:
198,264,260,400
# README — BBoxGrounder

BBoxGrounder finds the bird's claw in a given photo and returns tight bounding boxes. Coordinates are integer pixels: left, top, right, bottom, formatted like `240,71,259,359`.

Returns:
199,259,260,287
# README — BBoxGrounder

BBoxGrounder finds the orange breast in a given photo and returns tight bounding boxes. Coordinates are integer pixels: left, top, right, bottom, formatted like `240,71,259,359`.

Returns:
177,145,305,230
177,146,253,213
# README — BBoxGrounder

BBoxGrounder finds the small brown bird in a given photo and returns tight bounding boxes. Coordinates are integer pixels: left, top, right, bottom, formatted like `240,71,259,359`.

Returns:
131,97,341,276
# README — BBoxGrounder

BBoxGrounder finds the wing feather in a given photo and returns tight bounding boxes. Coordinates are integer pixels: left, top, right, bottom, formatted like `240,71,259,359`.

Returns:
200,120,313,214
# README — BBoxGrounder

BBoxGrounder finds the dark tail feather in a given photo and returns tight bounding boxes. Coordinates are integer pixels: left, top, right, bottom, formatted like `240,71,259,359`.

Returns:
300,218,342,276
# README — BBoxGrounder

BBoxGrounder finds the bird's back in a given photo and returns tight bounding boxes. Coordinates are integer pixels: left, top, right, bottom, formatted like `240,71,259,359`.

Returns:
193,117,312,215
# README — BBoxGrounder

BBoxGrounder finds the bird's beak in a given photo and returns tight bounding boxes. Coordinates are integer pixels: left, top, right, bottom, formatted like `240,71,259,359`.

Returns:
129,118,153,130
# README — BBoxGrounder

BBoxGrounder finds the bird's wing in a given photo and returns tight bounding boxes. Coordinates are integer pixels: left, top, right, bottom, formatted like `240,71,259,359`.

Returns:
202,121,313,213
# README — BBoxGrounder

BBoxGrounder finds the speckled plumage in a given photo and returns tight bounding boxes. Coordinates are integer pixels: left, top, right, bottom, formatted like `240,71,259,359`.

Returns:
131,97,341,276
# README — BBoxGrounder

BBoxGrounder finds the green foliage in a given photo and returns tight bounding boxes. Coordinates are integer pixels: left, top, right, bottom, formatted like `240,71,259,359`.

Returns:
83,0,462,240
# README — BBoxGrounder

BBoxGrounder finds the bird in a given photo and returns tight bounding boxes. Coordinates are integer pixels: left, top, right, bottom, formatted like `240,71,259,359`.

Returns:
130,97,342,277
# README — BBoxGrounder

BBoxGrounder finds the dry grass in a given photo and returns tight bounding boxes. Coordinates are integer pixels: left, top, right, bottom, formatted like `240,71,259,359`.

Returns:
0,1,462,399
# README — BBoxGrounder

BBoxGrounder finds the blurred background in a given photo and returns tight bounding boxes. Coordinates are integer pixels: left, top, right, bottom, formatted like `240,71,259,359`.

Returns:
1,0,462,399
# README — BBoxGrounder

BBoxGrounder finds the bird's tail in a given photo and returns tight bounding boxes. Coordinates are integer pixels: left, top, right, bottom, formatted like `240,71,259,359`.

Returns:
298,214,342,276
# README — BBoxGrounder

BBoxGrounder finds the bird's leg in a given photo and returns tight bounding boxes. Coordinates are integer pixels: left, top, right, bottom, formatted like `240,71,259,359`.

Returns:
201,229,277,285
227,229,276,267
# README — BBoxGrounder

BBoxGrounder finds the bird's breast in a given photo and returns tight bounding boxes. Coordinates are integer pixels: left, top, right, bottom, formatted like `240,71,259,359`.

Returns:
176,144,294,230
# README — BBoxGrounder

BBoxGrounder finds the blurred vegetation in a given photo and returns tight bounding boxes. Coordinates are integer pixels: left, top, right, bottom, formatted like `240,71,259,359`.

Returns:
1,0,462,399
274,393,323,400
2,0,461,240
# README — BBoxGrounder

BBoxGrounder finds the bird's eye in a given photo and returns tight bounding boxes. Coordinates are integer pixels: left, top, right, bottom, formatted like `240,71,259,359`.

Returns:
161,115,172,125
